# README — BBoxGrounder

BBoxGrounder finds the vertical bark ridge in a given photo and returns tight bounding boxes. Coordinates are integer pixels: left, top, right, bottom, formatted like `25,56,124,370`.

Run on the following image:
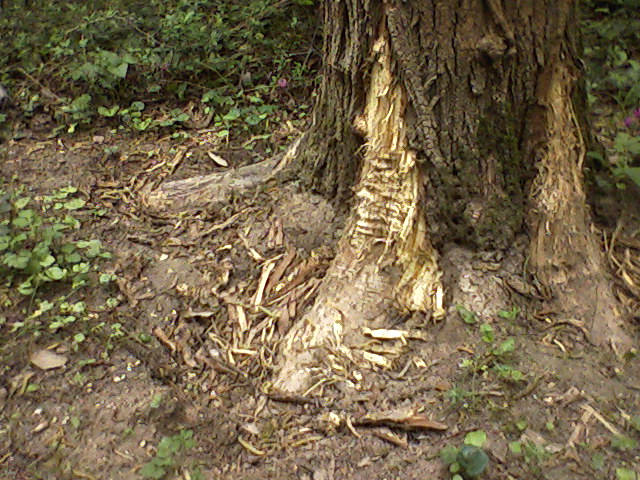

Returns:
282,0,377,202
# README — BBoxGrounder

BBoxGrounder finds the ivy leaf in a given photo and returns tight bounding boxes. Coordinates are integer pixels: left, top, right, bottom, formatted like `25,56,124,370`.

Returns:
457,445,489,477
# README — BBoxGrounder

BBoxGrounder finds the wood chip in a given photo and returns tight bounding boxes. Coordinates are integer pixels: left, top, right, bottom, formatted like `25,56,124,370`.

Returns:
354,407,448,432
207,151,229,167
153,326,176,352
372,428,408,448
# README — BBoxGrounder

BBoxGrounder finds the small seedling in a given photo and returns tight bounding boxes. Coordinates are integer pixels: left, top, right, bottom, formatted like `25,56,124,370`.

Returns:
0,182,112,335
440,430,490,479
498,306,520,320
457,305,478,324
139,430,200,479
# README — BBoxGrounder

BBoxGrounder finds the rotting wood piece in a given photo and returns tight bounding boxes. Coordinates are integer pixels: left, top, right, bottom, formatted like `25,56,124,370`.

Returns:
140,137,301,213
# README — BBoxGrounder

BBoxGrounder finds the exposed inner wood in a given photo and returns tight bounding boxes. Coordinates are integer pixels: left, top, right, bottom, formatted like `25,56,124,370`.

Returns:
273,15,443,394
527,58,631,349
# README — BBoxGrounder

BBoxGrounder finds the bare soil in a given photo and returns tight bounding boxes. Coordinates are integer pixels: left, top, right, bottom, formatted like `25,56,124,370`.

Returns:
1,127,640,480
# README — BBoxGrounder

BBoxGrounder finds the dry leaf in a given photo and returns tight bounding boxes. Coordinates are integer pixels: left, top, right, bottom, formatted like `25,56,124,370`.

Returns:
207,151,229,167
30,349,67,370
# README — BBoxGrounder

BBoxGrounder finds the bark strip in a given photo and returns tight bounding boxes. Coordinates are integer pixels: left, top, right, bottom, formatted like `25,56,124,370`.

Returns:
274,12,443,393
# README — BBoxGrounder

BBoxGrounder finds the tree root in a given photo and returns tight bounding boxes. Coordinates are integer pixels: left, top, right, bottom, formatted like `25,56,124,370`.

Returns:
140,137,301,213
273,17,443,393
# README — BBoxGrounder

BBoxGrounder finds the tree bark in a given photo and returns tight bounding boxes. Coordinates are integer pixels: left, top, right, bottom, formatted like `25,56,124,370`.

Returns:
274,0,631,393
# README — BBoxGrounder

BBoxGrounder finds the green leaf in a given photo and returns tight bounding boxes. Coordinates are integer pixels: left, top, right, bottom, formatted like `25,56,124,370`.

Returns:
109,63,129,79
245,114,263,126
63,198,85,210
457,445,489,477
614,132,640,155
498,306,520,320
65,252,82,264
98,105,119,117
464,430,487,447
480,323,494,343
138,461,166,479
493,337,515,356
616,467,637,480
222,108,241,122
45,266,66,280
32,300,54,317
106,297,119,308
39,255,56,267
440,445,459,465
4,252,29,269
70,302,86,314
12,216,30,228
630,415,640,432
70,94,92,111
456,305,477,324
14,197,31,209
17,280,34,295
99,273,113,284
612,435,638,451
622,167,640,188
591,453,605,471
508,441,522,454
150,394,163,409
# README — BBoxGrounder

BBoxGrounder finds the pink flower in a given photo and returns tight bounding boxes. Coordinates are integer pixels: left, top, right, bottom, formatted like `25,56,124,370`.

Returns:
277,78,288,89
634,108,640,119
624,116,635,127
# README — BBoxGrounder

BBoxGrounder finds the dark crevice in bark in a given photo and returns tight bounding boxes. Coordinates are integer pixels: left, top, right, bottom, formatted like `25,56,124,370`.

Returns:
279,0,377,205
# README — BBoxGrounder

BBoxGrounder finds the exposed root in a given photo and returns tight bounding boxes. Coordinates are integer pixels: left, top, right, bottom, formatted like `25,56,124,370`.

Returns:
273,17,443,394
140,137,301,213
528,61,632,350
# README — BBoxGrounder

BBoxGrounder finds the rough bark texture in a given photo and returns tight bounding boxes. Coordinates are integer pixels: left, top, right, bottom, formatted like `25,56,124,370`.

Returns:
281,0,377,202
274,0,630,392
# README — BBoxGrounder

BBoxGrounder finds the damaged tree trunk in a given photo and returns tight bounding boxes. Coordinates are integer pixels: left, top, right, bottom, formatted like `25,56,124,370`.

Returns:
273,0,631,393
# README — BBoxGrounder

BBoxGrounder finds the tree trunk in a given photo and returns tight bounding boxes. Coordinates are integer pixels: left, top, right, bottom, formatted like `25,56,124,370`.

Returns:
274,0,631,393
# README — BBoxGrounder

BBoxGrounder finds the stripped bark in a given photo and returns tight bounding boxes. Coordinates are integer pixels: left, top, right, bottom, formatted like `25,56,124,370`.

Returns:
274,0,631,392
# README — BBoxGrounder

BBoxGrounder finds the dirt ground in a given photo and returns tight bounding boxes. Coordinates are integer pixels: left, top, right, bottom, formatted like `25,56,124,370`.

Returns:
1,123,640,480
